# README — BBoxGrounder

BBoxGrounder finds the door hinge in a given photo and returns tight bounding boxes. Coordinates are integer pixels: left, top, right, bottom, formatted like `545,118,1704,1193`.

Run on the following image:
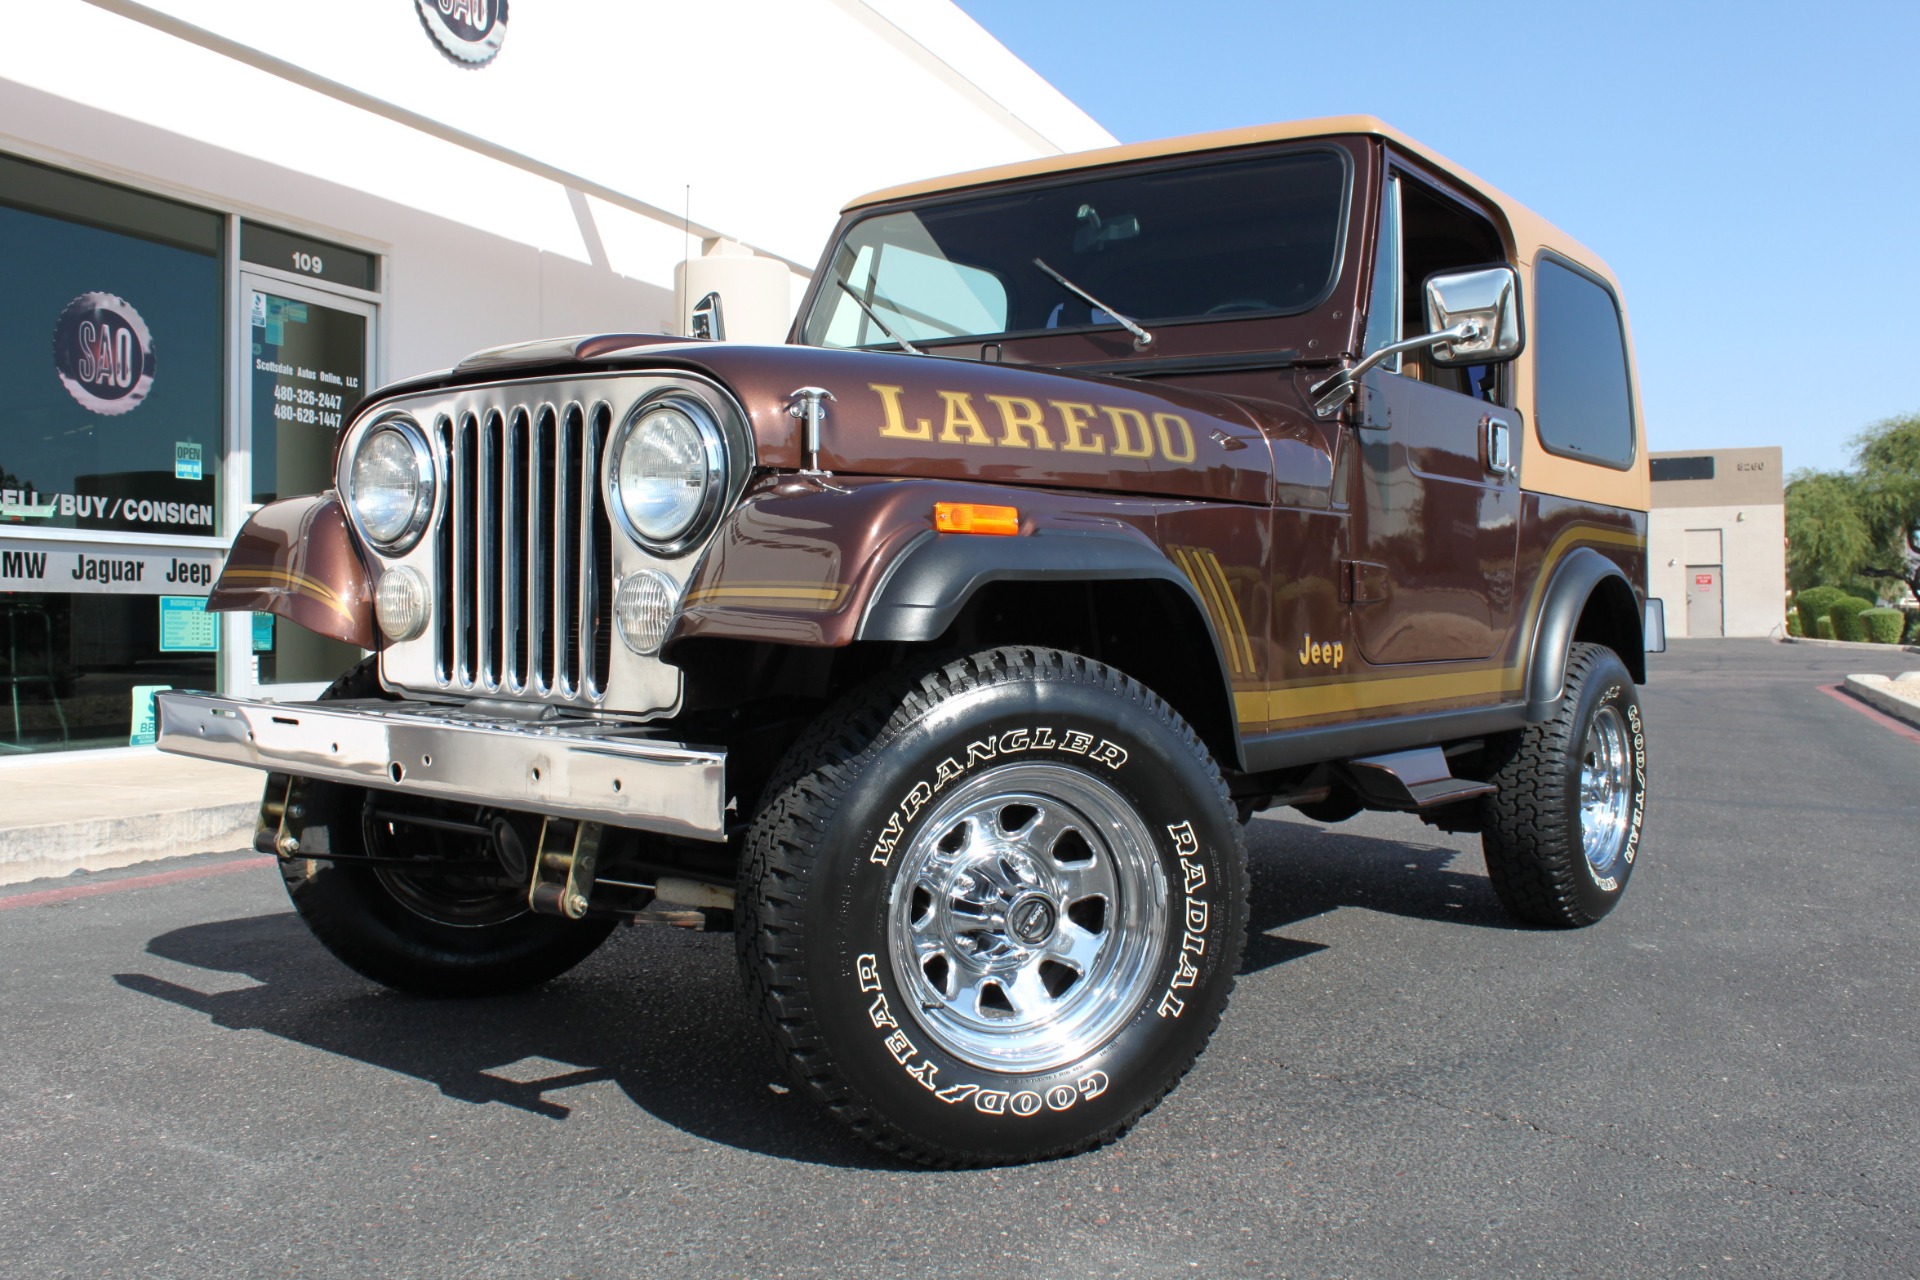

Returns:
1341,560,1388,604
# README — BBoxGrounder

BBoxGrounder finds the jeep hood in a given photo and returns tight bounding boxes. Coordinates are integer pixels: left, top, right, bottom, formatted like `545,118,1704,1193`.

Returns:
389,334,1337,507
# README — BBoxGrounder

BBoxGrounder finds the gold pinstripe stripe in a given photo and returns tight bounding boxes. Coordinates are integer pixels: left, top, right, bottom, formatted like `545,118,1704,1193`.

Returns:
1198,549,1257,675
219,566,356,620
1171,546,1248,676
1237,523,1644,725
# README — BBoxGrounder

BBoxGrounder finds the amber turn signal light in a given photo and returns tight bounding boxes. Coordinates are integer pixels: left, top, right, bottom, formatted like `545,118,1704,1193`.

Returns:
933,502,1020,536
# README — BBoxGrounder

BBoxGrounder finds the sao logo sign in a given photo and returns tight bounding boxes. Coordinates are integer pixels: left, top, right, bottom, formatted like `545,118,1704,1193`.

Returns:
53,292,155,417
416,0,507,67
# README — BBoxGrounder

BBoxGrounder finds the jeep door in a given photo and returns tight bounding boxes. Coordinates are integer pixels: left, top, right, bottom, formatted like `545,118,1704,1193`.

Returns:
1348,166,1521,667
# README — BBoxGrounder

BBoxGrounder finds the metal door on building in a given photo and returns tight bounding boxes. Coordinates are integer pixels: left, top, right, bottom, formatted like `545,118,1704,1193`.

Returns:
1686,565,1723,637
225,270,377,699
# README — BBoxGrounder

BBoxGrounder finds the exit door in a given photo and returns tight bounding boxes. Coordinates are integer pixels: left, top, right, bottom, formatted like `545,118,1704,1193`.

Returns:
1686,565,1723,637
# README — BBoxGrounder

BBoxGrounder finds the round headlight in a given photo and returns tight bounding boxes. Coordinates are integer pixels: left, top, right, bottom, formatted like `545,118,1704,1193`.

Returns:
348,421,433,552
608,399,724,552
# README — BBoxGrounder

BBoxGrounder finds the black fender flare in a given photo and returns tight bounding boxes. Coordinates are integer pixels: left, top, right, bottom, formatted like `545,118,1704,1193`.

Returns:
856,529,1246,766
1525,546,1644,720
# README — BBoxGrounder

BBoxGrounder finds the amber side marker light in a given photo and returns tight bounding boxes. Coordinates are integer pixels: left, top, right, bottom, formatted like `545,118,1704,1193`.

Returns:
933,502,1020,536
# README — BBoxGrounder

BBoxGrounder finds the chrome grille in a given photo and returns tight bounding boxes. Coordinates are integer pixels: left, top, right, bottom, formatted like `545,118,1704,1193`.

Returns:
434,400,613,701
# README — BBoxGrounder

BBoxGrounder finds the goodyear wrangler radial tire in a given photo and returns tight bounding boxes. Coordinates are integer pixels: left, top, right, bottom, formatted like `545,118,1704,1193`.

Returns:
1480,642,1648,928
277,659,617,998
737,646,1247,1167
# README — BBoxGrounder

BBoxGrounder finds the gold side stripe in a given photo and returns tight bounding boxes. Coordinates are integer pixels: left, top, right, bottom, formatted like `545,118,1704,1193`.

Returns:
1197,549,1256,674
1171,546,1246,676
219,566,355,619
1243,523,1644,726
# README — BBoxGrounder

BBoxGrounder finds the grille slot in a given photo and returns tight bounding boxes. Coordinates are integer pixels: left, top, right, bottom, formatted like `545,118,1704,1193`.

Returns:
434,400,611,702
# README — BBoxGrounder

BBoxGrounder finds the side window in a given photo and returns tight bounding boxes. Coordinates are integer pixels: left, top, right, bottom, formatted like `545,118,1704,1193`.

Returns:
1533,257,1635,468
1395,174,1507,403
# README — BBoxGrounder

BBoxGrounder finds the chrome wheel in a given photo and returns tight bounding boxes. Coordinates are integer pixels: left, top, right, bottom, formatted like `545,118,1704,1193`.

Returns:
1579,704,1633,879
887,763,1168,1073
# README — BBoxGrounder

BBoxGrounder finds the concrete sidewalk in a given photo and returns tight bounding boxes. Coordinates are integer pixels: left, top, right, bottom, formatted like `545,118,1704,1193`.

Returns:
0,750,260,886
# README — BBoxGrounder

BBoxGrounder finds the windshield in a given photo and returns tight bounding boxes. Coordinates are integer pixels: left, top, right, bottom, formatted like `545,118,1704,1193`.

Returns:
802,148,1348,350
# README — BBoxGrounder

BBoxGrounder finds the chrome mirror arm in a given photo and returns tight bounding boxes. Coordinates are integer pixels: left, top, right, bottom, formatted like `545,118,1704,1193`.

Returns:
1309,320,1483,419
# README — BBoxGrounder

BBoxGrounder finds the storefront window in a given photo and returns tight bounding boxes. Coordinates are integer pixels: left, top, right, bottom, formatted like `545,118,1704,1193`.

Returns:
0,154,225,754
0,154,222,538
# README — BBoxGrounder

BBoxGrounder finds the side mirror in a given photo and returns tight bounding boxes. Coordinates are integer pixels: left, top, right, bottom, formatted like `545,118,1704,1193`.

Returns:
1424,266,1521,365
690,290,726,341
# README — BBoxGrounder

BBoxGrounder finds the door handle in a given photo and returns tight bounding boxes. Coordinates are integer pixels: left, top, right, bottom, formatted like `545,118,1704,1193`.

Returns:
1483,415,1513,477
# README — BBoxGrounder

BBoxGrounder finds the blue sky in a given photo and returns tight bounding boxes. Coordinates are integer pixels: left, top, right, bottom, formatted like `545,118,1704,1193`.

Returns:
954,0,1920,476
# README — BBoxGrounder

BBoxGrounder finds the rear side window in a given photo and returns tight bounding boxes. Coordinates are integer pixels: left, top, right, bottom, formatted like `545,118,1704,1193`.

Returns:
1533,256,1635,468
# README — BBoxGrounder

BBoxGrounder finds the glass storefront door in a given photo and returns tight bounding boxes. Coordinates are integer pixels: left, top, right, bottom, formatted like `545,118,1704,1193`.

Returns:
227,272,377,700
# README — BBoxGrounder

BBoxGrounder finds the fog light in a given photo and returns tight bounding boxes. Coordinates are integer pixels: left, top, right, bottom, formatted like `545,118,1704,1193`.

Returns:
375,566,429,641
614,569,677,655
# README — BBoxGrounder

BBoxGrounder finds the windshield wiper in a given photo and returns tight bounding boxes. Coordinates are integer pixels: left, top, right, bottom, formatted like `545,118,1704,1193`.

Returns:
835,280,924,355
1032,257,1154,350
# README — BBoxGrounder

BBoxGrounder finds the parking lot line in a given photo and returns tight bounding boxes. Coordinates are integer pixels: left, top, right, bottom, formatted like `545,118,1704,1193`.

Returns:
0,856,270,912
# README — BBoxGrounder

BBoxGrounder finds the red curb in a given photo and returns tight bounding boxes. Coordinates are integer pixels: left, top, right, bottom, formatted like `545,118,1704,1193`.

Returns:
0,856,271,912
1819,683,1920,745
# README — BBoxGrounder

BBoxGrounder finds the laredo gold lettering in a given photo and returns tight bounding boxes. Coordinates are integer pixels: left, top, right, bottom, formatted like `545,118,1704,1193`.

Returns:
1103,406,1155,458
1154,413,1196,463
1051,401,1106,454
987,395,1056,450
937,390,993,446
871,383,931,440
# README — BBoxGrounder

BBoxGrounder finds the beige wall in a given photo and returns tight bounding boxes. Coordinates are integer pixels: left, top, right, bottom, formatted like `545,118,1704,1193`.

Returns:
1649,502,1787,638
1650,446,1783,508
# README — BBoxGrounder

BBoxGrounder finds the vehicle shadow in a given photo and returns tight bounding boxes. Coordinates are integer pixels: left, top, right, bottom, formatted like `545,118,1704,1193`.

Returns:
113,914,902,1169
109,819,1507,1166
1239,812,1510,973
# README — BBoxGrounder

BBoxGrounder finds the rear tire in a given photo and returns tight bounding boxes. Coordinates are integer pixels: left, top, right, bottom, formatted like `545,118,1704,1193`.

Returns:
1480,642,1647,927
276,660,616,997
737,646,1246,1167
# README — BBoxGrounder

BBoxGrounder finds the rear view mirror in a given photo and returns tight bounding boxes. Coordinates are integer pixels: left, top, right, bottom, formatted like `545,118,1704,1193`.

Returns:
1425,266,1522,365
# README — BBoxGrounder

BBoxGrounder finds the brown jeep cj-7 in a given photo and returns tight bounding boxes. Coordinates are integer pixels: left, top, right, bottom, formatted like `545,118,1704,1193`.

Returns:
158,116,1661,1166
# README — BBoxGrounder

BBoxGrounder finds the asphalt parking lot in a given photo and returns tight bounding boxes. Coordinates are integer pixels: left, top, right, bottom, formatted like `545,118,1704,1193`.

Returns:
3,638,1918,1279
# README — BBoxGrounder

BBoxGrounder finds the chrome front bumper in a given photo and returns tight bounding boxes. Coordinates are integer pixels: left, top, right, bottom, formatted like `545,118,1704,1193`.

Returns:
154,691,728,841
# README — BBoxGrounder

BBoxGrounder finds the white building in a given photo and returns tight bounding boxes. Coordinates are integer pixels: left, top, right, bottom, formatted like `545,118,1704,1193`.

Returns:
1647,447,1786,638
0,0,1111,757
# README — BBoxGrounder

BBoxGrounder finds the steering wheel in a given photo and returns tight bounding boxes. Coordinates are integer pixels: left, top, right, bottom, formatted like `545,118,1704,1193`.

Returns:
1204,299,1274,315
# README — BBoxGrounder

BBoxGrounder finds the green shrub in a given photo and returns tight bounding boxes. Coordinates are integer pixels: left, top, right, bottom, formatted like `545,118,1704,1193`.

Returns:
1828,595,1874,642
1817,616,1836,639
1794,586,1850,630
1786,608,1804,637
1863,607,1907,644
1907,612,1920,645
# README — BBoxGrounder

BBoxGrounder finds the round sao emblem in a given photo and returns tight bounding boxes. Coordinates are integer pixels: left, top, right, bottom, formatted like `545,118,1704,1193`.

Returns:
52,292,155,417
415,0,507,67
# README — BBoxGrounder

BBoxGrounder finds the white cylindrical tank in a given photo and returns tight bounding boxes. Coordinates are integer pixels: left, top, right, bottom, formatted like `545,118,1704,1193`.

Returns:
674,239,796,343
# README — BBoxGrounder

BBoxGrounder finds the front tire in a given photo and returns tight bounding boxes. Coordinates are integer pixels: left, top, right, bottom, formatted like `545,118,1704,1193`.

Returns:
737,647,1247,1167
277,660,617,997
1480,642,1648,927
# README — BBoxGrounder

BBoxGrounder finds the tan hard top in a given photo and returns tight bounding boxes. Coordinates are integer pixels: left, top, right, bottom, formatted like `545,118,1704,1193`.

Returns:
845,114,1618,294
846,114,1649,513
